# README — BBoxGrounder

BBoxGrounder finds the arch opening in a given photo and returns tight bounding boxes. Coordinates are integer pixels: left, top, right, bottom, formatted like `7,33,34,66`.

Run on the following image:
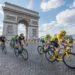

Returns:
18,19,28,39
18,23,26,36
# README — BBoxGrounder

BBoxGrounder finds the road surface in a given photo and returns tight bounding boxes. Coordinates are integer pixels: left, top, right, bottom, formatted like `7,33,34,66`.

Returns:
0,43,75,75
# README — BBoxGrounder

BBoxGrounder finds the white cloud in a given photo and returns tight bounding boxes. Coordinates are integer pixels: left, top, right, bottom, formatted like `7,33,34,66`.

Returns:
65,26,75,34
56,9,75,26
18,24,26,36
73,0,75,7
27,0,34,9
39,24,47,37
39,8,75,37
40,0,65,11
0,4,4,15
0,22,3,28
71,0,75,8
0,22,3,35
39,21,60,37
70,0,75,8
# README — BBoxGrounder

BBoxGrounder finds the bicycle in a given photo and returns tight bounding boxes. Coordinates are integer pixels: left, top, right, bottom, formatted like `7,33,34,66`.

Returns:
45,44,75,69
37,43,50,55
14,43,28,61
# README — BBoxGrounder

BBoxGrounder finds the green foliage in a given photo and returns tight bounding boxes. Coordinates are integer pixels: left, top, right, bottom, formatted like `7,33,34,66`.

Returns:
45,34,51,41
40,36,45,40
40,34,51,41
65,35,73,40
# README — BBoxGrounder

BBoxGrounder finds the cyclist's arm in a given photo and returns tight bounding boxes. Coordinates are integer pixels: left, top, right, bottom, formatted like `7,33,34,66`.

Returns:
24,37,26,43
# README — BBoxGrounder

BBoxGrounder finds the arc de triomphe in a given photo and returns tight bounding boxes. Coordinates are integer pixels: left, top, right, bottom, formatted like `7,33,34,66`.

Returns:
2,2,39,40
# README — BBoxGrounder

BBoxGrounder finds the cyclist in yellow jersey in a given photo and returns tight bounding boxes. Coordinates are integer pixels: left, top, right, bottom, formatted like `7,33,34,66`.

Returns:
51,30,66,43
50,30,66,59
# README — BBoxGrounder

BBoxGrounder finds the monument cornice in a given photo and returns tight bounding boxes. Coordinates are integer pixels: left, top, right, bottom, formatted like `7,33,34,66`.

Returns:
3,21,38,27
5,2,39,14
3,21,17,24
28,25,38,27
3,2,40,19
3,7,40,19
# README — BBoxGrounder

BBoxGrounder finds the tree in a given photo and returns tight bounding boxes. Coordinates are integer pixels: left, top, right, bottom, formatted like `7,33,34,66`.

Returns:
45,34,51,41
40,36,45,40
65,35,73,40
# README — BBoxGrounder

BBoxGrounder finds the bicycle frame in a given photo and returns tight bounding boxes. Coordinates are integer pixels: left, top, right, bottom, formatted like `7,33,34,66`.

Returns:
53,45,72,61
39,44,49,52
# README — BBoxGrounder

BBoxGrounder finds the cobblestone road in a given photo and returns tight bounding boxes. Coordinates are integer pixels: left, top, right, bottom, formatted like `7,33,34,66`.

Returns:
0,43,75,75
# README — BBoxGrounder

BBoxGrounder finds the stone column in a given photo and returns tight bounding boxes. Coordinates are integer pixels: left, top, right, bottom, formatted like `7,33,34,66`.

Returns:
26,26,28,41
3,22,18,40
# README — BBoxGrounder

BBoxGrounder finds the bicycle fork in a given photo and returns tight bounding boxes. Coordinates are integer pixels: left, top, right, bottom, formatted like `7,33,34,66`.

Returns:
54,51,62,61
65,51,71,60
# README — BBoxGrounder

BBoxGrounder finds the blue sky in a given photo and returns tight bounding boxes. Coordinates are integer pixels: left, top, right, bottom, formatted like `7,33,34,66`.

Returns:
0,0,75,37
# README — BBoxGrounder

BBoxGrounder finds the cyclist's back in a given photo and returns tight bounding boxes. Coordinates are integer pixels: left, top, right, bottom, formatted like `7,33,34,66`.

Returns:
10,36,18,48
0,36,6,49
0,36,6,43
18,34,25,47
15,35,19,43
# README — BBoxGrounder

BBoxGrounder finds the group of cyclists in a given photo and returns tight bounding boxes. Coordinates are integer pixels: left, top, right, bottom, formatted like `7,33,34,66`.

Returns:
0,30,75,68
0,30,74,56
10,33,26,49
0,33,26,51
0,30,74,53
37,31,75,69
40,30,74,57
0,33,29,60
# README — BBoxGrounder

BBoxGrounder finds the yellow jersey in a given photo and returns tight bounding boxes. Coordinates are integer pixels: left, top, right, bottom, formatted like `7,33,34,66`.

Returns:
51,34,64,43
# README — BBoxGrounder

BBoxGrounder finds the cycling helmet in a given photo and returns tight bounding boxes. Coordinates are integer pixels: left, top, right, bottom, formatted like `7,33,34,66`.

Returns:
60,30,66,36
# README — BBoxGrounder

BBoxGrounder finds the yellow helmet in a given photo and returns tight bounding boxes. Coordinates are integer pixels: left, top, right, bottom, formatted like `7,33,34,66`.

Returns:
60,30,66,35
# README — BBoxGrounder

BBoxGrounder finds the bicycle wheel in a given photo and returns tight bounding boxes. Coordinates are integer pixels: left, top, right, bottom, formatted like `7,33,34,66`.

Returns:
14,48,19,56
21,48,28,61
63,52,75,69
37,46,43,55
45,48,56,63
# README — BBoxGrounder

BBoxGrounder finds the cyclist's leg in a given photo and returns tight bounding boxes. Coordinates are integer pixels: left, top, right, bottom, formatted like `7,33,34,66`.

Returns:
2,42,5,50
55,46,62,61
53,42,60,57
18,41,23,54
